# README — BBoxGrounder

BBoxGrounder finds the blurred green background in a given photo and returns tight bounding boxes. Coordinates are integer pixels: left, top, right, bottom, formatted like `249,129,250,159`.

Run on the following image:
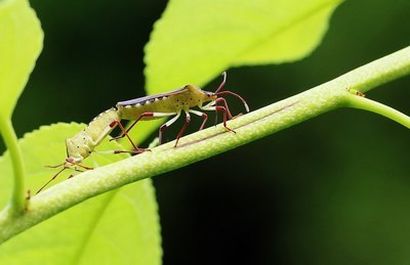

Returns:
2,0,409,264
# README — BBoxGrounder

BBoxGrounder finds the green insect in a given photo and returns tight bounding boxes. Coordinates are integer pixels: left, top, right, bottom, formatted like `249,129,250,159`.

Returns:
37,72,249,193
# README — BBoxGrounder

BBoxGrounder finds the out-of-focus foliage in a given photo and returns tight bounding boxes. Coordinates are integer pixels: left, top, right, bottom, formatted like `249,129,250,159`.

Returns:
0,0,42,118
0,124,161,265
144,0,343,92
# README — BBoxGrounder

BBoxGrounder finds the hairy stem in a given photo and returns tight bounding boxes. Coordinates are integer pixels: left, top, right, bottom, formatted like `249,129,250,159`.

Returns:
0,46,409,244
0,118,25,214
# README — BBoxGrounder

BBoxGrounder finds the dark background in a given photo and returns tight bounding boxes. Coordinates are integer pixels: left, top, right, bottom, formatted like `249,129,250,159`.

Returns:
3,0,410,264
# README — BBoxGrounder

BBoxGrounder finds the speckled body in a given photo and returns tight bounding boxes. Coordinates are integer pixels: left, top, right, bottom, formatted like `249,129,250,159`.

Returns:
65,108,120,163
65,85,216,163
117,85,216,120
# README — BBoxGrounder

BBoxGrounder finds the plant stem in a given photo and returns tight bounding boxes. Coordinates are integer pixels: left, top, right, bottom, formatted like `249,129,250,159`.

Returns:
341,46,410,93
0,46,409,244
0,118,25,214
345,94,410,128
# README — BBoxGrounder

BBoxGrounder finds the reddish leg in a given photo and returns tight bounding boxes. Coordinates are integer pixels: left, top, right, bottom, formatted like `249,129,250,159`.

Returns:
158,112,181,144
175,112,191,147
212,97,233,125
215,97,233,119
159,125,167,144
110,112,154,141
109,120,145,153
215,106,236,133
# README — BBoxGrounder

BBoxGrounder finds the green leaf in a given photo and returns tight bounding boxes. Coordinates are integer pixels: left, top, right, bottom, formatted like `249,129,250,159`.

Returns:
0,0,43,118
144,0,343,92
0,123,161,265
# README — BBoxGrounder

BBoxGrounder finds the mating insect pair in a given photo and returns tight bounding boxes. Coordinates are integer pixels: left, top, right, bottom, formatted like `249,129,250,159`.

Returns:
37,72,249,193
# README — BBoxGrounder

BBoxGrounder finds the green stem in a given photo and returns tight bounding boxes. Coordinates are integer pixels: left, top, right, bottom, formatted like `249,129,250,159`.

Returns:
0,118,26,214
0,46,409,244
345,94,410,128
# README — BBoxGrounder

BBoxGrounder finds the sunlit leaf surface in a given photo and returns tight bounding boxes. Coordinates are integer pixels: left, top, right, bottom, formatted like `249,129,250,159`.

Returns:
0,123,161,265
0,0,43,118
144,0,343,92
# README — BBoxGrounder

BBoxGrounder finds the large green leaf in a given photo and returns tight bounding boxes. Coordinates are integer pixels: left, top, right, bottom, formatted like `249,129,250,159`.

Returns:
144,0,343,92
0,0,43,118
0,123,161,265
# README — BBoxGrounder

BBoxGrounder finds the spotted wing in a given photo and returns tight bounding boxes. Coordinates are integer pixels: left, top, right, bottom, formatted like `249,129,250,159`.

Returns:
117,87,188,106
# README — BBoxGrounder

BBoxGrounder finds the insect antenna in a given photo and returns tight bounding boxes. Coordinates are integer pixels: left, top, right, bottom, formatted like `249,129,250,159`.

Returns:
216,90,250,113
36,167,67,194
215,71,227,93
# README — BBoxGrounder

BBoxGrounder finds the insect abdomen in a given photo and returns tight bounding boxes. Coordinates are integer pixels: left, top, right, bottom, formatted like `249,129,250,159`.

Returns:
117,96,182,120
86,108,120,144
117,88,206,120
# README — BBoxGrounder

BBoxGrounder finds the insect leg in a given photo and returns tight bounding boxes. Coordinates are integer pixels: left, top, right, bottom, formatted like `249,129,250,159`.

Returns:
201,104,235,133
174,111,191,147
201,100,219,125
75,163,93,170
110,120,145,153
215,97,233,119
113,150,144,155
159,111,181,144
216,105,236,133
188,109,208,130
201,97,234,125
36,167,67,194
111,112,176,141
110,113,152,141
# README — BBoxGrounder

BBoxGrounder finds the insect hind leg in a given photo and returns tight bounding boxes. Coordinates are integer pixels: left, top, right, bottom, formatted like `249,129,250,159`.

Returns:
111,112,177,147
159,111,181,144
174,111,191,147
110,112,155,141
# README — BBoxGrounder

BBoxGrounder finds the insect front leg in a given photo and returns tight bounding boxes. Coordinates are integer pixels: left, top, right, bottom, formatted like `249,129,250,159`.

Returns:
201,97,233,125
215,97,233,119
200,103,235,133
